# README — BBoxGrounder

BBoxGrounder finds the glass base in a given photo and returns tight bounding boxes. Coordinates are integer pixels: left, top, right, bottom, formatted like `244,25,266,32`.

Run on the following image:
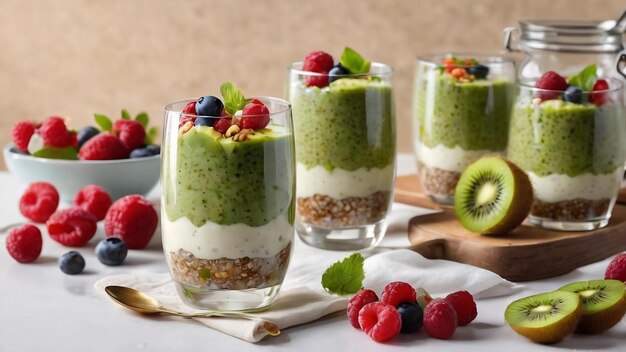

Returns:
296,220,387,250
174,282,281,311
528,216,609,231
428,194,454,206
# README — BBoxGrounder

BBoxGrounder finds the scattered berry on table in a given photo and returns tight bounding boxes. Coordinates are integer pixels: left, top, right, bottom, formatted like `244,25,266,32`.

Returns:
77,126,100,149
605,253,626,282
534,71,569,100
358,301,402,342
397,301,424,333
11,121,36,152
6,224,42,263
104,195,158,249
95,238,128,266
303,50,334,87
213,117,233,135
79,133,129,160
182,101,197,115
39,116,75,147
19,182,59,223
416,287,433,309
563,86,583,104
589,79,610,106
444,290,477,326
347,289,379,329
113,119,146,151
423,298,457,340
328,64,349,84
46,208,97,247
240,101,270,130
59,251,85,275
381,281,417,307
467,64,489,79
195,96,224,117
73,185,112,221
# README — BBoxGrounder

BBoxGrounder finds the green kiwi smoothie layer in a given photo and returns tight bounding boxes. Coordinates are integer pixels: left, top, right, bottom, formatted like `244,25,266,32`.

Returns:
415,74,514,150
290,78,394,171
163,126,295,227
507,100,625,177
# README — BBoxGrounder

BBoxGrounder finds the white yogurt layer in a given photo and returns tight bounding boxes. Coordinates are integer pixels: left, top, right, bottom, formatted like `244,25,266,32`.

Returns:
161,212,293,260
415,142,502,173
529,168,623,203
296,163,395,199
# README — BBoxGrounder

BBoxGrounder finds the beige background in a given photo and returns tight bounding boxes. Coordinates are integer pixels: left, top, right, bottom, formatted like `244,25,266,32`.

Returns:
1,0,624,169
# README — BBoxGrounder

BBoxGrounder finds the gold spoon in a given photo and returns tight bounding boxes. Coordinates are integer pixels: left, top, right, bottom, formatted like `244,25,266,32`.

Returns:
104,285,280,336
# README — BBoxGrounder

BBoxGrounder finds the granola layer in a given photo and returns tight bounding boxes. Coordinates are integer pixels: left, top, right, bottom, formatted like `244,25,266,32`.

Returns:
296,191,390,228
418,162,461,198
531,198,611,221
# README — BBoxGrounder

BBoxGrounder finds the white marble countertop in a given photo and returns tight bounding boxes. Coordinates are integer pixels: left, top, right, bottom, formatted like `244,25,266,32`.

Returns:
0,154,624,351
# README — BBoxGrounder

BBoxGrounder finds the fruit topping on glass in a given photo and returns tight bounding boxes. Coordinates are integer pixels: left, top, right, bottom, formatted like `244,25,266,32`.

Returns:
299,47,373,88
438,57,490,83
534,64,611,105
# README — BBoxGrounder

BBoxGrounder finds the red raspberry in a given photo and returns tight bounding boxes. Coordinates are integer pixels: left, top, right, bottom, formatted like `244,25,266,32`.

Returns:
445,290,477,326
182,101,197,115
605,253,626,282
347,289,379,329
423,299,458,340
6,224,43,263
38,116,74,147
303,50,334,88
535,71,568,100
214,117,233,134
589,79,610,106
179,116,196,128
104,195,158,249
19,182,59,223
358,302,402,342
46,208,98,247
239,102,270,130
79,133,129,160
113,120,146,151
74,185,113,221
381,281,417,307
11,121,36,152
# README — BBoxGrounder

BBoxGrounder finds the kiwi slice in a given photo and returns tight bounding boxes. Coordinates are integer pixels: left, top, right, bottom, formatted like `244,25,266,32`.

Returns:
558,279,626,334
505,291,582,344
454,157,532,235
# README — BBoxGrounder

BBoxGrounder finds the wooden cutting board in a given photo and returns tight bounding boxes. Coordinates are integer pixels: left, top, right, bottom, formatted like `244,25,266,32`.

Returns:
394,174,626,282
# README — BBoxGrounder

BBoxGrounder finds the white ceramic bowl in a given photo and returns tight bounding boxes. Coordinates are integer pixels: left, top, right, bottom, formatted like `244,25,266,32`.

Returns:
3,144,160,202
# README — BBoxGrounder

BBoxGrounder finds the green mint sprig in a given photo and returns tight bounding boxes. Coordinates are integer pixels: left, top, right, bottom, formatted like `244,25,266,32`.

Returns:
321,252,365,296
340,47,371,75
220,82,248,115
568,64,597,92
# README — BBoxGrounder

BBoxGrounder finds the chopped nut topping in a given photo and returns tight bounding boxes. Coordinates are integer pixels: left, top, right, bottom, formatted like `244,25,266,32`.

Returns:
178,121,194,135
225,125,241,138
233,128,255,142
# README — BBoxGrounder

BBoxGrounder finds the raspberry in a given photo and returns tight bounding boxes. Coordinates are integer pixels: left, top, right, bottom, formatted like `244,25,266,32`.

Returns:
214,117,232,134
104,195,158,249
113,120,146,151
12,121,36,152
240,102,270,130
79,133,129,160
423,299,457,340
450,67,468,79
445,290,477,326
38,116,74,147
182,101,197,115
605,253,626,282
6,224,42,263
74,185,113,221
535,71,568,100
358,302,402,342
589,79,610,106
19,182,59,223
347,289,379,329
46,208,98,247
303,50,334,88
381,281,417,307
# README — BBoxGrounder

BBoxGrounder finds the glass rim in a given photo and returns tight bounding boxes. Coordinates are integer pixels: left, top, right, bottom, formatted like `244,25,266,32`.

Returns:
417,53,516,68
164,96,291,119
518,77,624,94
288,61,392,77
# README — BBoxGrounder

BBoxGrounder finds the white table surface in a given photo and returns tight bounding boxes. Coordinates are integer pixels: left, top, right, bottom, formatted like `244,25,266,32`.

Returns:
0,154,624,352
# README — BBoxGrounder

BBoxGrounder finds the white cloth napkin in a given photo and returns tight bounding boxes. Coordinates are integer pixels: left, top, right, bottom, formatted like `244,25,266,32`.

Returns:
95,203,519,342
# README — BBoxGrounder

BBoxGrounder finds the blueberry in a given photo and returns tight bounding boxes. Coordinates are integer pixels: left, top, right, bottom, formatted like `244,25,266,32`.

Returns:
466,64,489,79
145,144,161,155
95,238,128,266
194,117,216,127
130,148,152,158
77,126,100,148
397,302,423,333
328,64,349,84
564,85,583,104
195,96,224,117
59,251,85,275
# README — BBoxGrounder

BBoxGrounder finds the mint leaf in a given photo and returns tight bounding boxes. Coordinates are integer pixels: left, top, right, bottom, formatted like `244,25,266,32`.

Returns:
135,112,149,128
94,114,112,132
321,252,365,296
121,109,131,120
568,64,597,92
32,147,78,160
145,126,158,145
220,82,248,115
340,47,371,75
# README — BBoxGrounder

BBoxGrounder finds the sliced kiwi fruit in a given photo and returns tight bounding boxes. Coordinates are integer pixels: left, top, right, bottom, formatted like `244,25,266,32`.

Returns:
505,291,582,344
454,156,532,235
558,279,626,334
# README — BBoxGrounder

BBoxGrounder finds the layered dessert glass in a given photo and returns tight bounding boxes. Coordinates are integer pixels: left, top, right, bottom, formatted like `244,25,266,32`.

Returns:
161,97,295,310
508,78,625,230
288,61,395,250
413,55,515,204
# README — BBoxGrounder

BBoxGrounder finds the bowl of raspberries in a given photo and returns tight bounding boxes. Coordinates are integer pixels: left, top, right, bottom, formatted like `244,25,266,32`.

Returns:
4,111,160,201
